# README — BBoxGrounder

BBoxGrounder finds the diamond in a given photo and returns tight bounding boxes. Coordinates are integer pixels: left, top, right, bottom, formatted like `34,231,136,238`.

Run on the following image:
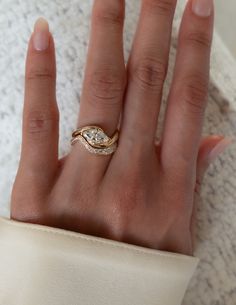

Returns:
72,136,116,155
83,128,110,146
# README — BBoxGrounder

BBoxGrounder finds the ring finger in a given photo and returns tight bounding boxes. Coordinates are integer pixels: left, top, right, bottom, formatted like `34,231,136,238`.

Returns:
67,0,126,180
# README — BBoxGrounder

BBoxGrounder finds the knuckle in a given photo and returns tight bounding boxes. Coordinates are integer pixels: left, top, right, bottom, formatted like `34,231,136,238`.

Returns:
184,31,212,49
143,0,175,16
107,178,144,238
179,74,209,115
88,68,125,107
11,208,45,225
131,57,167,92
119,172,145,211
26,67,55,82
25,110,59,136
11,192,47,225
93,3,124,26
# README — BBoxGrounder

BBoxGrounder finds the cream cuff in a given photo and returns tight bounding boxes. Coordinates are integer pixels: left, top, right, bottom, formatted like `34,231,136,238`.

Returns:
0,216,199,305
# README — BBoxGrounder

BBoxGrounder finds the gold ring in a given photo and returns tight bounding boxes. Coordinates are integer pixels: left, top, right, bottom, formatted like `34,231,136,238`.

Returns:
71,125,119,155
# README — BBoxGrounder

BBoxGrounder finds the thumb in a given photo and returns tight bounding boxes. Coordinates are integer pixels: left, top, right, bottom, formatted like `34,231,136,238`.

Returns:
195,135,233,193
190,136,233,251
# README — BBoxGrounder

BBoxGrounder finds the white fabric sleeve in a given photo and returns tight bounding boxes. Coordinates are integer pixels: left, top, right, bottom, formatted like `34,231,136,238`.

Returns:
0,216,199,305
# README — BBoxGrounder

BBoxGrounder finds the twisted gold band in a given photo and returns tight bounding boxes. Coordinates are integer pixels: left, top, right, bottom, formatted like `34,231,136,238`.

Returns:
71,125,119,155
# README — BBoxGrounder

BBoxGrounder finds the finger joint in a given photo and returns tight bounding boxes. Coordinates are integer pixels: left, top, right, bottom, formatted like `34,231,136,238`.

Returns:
184,31,212,49
93,2,125,27
26,68,55,82
131,57,167,92
87,68,125,108
178,74,209,115
25,110,59,137
143,0,175,16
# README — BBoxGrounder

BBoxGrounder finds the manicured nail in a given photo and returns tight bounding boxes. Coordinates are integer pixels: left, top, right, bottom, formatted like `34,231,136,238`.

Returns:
192,0,213,17
33,17,50,51
207,137,234,163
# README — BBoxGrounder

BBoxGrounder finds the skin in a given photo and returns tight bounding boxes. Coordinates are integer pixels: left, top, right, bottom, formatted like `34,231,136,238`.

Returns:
10,0,218,256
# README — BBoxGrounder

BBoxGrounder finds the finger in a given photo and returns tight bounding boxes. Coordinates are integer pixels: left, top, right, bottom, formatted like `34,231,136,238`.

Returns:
77,0,126,140
161,0,214,170
119,0,177,153
190,135,232,249
20,18,59,185
66,0,126,184
196,136,233,191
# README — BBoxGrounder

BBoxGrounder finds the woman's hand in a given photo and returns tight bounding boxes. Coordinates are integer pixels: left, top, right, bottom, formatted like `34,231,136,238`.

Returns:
10,0,230,256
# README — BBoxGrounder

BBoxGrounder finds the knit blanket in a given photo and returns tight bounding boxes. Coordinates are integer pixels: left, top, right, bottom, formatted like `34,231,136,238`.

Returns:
0,1,236,304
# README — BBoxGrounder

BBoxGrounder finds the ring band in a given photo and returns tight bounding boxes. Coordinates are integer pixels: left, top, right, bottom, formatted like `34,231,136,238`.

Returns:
71,125,119,155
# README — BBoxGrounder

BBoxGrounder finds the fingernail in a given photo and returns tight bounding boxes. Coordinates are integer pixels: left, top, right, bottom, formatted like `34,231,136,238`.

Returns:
33,17,50,51
207,137,234,163
192,0,214,17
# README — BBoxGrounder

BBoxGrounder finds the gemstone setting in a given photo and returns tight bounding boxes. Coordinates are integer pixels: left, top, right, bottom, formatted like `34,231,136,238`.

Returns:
82,128,110,147
72,135,117,155
71,126,118,155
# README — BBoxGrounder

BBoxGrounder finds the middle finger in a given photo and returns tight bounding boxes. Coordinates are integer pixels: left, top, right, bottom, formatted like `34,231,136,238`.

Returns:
119,0,177,154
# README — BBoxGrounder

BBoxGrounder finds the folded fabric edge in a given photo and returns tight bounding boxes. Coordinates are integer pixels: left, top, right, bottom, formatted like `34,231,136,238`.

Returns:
0,215,199,305
0,216,199,265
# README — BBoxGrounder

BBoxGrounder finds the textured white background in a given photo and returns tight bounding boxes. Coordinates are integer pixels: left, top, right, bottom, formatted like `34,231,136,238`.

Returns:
0,1,236,304
215,0,236,57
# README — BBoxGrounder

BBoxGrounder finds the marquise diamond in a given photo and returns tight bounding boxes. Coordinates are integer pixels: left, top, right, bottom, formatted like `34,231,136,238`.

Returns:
83,128,110,145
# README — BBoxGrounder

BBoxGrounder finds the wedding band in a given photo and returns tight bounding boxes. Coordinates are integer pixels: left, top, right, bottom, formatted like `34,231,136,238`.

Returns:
71,125,119,155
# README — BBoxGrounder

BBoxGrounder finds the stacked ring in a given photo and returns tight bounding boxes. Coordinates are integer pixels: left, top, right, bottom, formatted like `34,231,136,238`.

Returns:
71,125,119,155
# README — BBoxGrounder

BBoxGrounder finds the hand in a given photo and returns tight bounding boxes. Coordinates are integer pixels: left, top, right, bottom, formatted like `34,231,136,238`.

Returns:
10,0,229,256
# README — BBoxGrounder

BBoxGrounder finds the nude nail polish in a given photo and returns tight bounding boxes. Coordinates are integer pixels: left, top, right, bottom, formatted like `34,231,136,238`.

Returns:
33,17,50,51
192,0,214,17
207,138,233,163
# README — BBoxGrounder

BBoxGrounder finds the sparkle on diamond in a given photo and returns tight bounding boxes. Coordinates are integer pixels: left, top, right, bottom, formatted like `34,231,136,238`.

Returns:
83,128,109,145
